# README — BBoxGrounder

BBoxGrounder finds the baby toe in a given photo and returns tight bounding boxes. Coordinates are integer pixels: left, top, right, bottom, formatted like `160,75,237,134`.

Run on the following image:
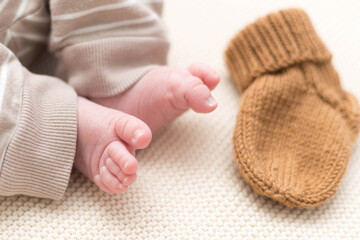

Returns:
99,166,128,193
188,62,220,90
94,174,115,194
106,158,137,186
107,141,138,174
186,80,218,113
115,113,152,149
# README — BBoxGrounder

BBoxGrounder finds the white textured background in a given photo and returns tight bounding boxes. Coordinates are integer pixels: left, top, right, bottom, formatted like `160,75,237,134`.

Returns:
1,0,360,239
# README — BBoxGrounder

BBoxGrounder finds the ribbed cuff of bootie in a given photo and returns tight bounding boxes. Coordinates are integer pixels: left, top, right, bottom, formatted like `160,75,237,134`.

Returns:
225,8,332,92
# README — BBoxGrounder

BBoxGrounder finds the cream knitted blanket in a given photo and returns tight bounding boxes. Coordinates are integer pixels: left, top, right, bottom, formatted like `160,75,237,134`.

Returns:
1,0,359,239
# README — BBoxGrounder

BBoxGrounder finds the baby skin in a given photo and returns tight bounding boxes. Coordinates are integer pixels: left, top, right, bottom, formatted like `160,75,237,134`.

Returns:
75,63,220,193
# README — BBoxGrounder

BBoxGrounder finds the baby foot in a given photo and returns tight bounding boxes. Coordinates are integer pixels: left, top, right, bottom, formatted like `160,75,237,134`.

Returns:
74,97,152,193
93,63,220,133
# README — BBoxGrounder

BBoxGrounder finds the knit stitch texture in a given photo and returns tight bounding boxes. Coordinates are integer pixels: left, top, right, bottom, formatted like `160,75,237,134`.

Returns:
225,8,360,208
1,1,360,239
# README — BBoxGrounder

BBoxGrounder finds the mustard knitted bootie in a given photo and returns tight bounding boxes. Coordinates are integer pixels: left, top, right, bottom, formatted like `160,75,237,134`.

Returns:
225,9,360,208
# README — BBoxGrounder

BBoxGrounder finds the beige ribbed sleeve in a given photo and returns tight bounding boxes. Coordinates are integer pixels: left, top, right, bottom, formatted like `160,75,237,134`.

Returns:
48,0,170,98
0,45,77,200
0,0,77,200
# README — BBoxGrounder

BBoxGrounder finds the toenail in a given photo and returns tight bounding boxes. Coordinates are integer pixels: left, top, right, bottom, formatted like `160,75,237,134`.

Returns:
118,183,124,189
124,161,130,171
206,96,217,106
132,129,143,143
123,177,128,184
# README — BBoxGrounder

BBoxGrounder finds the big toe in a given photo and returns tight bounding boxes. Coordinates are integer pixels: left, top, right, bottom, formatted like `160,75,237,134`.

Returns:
115,113,152,149
182,76,218,113
188,62,220,90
